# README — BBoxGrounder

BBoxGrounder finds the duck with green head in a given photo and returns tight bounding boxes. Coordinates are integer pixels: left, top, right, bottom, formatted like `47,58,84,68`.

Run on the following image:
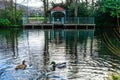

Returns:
51,61,66,71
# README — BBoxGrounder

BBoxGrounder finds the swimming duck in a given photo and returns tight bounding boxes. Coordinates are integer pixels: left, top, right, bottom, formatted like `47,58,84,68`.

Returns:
51,61,66,71
15,60,27,70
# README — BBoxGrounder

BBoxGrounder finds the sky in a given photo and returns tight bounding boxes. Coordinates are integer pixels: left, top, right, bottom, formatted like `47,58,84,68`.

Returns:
15,0,65,7
15,0,95,7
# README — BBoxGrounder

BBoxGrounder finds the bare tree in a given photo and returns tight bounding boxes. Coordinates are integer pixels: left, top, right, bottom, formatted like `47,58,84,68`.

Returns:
66,0,69,4
66,0,73,4
85,0,88,7
41,0,48,17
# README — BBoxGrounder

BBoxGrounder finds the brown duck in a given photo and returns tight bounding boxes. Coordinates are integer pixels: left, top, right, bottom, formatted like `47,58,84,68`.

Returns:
15,60,27,70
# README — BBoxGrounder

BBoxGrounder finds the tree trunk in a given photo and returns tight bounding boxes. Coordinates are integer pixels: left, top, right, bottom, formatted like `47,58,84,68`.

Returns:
75,0,78,17
10,0,14,23
46,0,48,16
14,0,17,24
92,0,94,15
85,0,88,7
66,0,73,4
66,0,69,4
80,0,83,3
70,0,73,3
116,0,120,33
43,0,47,17
4,0,7,18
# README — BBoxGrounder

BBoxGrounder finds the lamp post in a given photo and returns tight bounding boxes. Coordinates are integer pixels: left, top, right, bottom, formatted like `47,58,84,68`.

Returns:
37,12,39,23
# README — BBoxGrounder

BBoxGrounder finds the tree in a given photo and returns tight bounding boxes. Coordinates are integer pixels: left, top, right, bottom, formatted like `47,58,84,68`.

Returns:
102,0,120,27
14,0,17,24
116,0,120,33
66,0,73,4
92,0,94,14
94,0,120,27
75,0,78,17
85,0,88,7
41,0,49,17
0,0,24,25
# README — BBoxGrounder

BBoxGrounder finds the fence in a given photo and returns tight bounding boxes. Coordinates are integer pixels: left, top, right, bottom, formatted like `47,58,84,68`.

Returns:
65,17,94,24
23,17,95,25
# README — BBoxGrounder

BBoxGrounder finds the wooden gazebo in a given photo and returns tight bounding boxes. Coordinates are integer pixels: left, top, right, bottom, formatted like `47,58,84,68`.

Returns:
50,6,66,24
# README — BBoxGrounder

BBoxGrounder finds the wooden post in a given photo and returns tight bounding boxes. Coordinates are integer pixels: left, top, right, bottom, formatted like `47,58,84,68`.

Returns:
76,24,77,29
32,25,34,29
42,24,43,29
78,17,79,24
86,25,88,30
52,24,54,29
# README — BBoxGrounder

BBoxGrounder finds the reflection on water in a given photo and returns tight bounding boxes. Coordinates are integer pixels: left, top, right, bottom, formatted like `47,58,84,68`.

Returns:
0,29,120,80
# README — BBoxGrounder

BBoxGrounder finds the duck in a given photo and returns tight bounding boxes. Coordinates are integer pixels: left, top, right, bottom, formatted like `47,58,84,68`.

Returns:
51,61,66,71
15,60,27,70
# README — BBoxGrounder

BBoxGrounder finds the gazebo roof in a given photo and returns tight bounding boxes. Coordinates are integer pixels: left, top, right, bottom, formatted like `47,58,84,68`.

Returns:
51,6,65,12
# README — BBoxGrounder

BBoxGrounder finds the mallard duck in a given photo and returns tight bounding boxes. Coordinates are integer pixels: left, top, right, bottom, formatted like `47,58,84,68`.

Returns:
51,61,66,71
15,60,27,70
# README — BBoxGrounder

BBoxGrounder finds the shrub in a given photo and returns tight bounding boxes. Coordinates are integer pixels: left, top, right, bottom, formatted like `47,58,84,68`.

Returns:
0,18,11,27
108,73,120,80
112,74,120,80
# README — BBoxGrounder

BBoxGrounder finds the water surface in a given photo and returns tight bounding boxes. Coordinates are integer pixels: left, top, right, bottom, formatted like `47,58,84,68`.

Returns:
0,29,120,80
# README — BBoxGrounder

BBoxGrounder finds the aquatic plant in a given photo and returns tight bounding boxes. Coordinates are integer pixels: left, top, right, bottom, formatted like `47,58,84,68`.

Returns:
111,73,120,80
112,75,120,80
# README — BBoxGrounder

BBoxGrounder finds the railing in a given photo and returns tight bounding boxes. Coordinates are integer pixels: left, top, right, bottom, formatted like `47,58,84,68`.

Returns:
23,17,95,25
65,17,94,24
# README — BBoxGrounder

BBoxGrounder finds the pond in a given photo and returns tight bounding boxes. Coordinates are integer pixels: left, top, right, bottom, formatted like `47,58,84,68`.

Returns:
0,28,120,80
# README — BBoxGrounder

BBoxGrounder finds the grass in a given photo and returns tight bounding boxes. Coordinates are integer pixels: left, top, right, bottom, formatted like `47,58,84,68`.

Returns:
28,17,45,22
28,17,45,21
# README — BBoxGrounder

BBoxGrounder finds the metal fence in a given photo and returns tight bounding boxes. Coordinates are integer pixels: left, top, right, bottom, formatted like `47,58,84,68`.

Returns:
65,17,94,24
23,17,95,25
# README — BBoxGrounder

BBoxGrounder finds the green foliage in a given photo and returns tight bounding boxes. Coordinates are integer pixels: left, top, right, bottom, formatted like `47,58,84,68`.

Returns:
0,5,24,25
0,18,11,27
67,3,89,17
94,0,120,27
101,0,120,17
78,3,90,17
95,10,117,27
15,9,24,24
67,3,75,17
51,2,90,17
50,0,120,27
112,73,120,80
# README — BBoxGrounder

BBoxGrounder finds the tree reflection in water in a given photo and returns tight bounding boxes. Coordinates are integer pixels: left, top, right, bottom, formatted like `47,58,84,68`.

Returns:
0,29,120,80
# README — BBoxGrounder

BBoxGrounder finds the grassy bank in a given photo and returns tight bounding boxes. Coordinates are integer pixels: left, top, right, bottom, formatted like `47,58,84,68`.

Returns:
28,17,45,22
